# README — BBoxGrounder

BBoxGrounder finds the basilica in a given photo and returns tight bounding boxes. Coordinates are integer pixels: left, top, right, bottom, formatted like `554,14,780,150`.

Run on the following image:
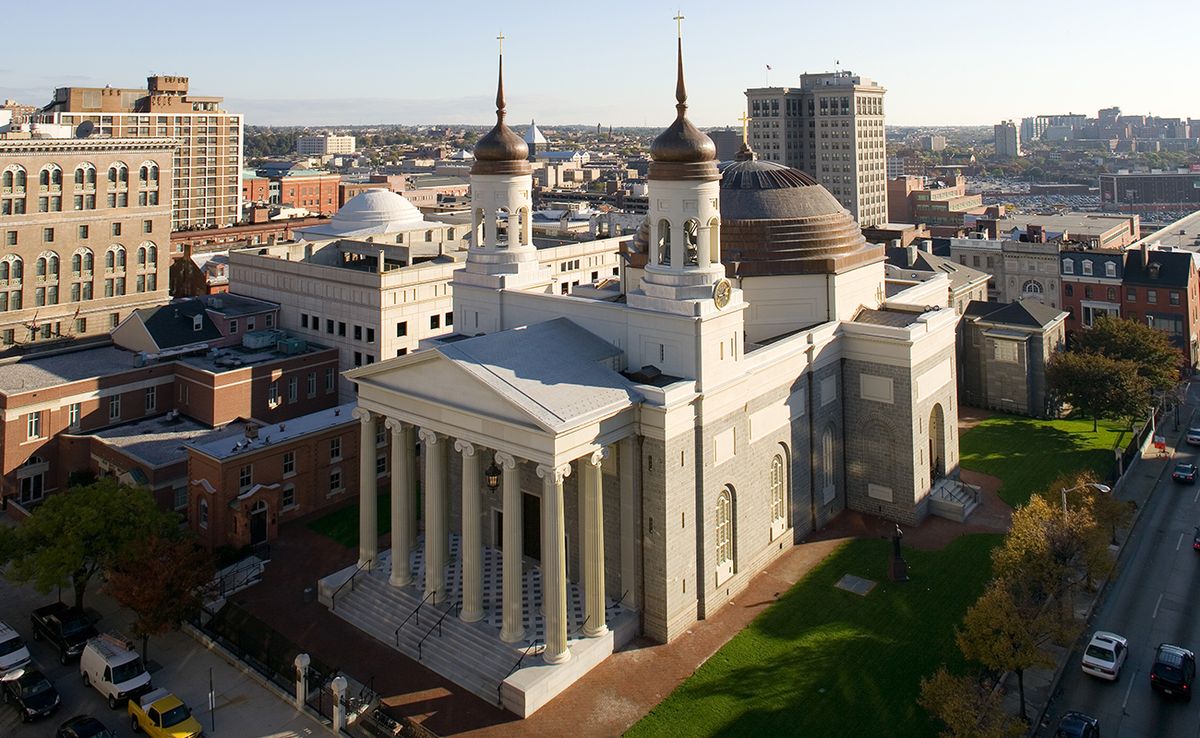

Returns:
322,38,961,716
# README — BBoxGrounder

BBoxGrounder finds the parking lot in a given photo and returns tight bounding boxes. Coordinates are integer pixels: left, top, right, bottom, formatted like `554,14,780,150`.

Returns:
0,559,326,737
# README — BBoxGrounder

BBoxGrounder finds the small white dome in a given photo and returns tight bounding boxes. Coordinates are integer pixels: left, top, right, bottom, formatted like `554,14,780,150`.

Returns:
331,189,424,230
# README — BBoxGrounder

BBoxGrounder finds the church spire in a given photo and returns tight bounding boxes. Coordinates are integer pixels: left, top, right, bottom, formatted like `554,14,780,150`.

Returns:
674,12,687,119
472,35,529,172
495,33,507,125
649,12,716,170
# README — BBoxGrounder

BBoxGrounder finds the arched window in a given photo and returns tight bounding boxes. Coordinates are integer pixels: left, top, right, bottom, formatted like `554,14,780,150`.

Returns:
107,166,118,185
3,165,26,190
147,244,157,265
137,246,147,266
71,253,82,274
35,257,47,278
683,218,699,266
115,247,126,269
716,487,733,566
81,250,93,272
770,454,786,522
139,166,149,183
149,164,159,183
0,261,8,282
821,426,836,501
105,250,115,270
1021,280,1043,295
657,219,671,266
199,498,209,529
707,217,720,265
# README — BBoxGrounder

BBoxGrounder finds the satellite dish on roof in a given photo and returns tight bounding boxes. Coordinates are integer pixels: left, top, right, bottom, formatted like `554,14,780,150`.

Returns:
75,121,95,139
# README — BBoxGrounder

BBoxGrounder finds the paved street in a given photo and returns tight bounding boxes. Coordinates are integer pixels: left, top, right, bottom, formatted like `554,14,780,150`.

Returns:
0,553,326,738
1040,383,1200,737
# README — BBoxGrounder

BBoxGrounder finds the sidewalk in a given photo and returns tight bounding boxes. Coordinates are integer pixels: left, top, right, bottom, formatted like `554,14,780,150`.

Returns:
0,544,327,738
1004,409,1186,731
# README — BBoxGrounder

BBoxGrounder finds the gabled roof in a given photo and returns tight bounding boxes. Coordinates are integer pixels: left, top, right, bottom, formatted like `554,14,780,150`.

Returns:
132,301,223,349
1123,248,1195,288
964,300,1067,329
351,318,641,434
884,247,990,291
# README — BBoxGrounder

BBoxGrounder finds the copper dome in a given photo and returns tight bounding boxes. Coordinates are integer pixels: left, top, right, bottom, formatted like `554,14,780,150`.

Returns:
648,39,718,181
718,151,881,276
472,55,531,176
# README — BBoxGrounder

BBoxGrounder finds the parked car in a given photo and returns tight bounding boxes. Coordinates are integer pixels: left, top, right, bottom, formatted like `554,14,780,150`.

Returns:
1193,526,1200,552
30,602,98,665
1055,711,1100,738
1082,631,1128,680
0,620,32,676
1186,427,1200,446
57,714,117,738
1172,463,1197,484
127,687,203,738
80,633,151,709
1150,643,1195,699
1,668,62,722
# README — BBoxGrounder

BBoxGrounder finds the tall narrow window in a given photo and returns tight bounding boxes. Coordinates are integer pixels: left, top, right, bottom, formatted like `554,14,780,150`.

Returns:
770,455,786,522
716,489,733,566
657,220,671,266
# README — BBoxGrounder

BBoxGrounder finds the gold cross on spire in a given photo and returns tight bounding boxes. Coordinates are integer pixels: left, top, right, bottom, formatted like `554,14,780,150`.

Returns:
738,112,752,144
673,10,685,39
496,31,505,55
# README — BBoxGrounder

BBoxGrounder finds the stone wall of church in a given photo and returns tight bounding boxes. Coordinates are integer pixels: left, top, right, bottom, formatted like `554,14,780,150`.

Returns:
842,357,920,524
639,432,701,643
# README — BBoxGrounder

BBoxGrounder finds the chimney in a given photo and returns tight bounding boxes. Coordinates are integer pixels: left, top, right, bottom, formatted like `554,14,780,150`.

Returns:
920,239,933,253
245,423,259,440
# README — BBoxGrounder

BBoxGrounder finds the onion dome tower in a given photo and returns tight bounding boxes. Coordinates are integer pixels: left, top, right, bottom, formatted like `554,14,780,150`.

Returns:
629,19,738,317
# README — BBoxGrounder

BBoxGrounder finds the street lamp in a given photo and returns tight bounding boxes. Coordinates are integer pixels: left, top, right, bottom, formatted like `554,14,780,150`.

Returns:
1060,482,1112,517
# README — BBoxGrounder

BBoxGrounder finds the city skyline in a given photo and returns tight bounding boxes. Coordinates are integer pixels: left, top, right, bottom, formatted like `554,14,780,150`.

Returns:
3,1,1194,128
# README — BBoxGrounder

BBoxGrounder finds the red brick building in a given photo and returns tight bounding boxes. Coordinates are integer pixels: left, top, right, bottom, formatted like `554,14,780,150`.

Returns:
187,403,375,550
1121,246,1200,366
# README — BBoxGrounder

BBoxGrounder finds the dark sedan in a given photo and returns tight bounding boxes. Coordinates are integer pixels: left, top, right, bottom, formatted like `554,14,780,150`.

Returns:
56,714,116,738
1172,463,1197,484
1,668,61,722
1055,711,1100,738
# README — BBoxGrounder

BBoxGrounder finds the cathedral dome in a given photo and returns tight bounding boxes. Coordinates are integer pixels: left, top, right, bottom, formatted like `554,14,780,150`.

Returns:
648,38,719,181
717,150,879,277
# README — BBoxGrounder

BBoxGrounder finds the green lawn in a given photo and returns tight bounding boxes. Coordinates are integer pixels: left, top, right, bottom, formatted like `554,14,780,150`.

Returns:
628,534,1002,738
959,414,1125,507
306,492,390,548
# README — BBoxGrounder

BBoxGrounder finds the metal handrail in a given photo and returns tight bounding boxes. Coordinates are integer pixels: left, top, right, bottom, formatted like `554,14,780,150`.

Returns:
394,589,436,646
570,614,590,639
498,638,542,705
331,558,373,611
613,589,631,609
416,600,461,661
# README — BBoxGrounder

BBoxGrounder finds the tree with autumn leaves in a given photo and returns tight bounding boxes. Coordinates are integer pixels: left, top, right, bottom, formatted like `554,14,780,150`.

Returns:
922,472,1121,735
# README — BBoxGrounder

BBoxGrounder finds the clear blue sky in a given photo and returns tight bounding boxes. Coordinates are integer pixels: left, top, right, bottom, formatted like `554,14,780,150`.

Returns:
3,0,1195,128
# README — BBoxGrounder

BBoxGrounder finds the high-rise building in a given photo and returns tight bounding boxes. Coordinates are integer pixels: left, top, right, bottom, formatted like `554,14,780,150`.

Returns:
296,134,356,156
994,120,1022,159
41,76,243,230
0,136,175,349
744,71,888,226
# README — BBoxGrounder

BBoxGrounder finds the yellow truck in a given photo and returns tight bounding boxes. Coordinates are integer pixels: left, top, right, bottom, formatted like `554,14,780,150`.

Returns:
127,687,203,738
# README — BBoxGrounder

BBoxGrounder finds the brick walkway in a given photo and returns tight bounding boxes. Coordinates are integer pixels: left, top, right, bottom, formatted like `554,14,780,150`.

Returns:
236,409,1010,737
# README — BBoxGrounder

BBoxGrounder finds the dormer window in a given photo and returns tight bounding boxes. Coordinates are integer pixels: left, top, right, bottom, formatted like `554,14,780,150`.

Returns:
1062,258,1073,274
1105,262,1117,278
1082,260,1093,276
193,314,203,331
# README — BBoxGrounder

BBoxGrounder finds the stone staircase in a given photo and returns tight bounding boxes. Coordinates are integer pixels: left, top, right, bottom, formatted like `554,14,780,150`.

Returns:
928,477,981,522
325,537,632,710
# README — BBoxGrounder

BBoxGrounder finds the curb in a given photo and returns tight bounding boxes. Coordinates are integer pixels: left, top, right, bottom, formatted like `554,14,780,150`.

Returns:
183,621,335,730
1025,417,1180,736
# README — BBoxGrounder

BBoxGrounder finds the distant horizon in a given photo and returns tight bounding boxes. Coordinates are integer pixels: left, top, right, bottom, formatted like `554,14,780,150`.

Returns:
2,1,1193,129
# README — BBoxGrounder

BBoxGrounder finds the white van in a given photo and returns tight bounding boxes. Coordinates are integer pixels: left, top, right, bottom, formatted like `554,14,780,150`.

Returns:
0,620,31,676
79,633,151,709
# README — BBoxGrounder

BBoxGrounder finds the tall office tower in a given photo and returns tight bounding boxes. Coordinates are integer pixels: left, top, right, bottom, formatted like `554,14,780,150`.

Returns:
0,136,175,348
994,120,1022,159
42,76,243,230
744,71,888,226
296,134,356,156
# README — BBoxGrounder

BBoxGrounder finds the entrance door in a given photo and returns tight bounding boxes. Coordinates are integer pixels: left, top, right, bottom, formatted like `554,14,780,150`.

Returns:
249,500,268,546
522,493,541,561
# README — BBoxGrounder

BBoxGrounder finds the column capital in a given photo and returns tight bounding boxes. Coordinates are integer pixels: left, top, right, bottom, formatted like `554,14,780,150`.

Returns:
453,439,476,457
494,451,517,470
536,462,572,484
384,417,405,433
586,448,609,467
417,427,440,445
352,407,372,423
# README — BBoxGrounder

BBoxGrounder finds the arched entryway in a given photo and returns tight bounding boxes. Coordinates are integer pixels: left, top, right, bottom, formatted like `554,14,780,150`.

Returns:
249,500,268,546
928,404,947,483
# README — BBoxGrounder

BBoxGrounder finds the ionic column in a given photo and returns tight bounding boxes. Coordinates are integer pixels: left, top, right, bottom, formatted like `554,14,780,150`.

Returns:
537,462,572,664
353,408,377,567
619,436,639,611
403,425,417,549
456,440,483,623
386,419,412,587
581,449,608,637
496,452,524,643
419,428,446,603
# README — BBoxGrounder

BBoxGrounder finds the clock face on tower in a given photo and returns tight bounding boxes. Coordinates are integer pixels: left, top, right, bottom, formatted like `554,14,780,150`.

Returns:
713,278,732,309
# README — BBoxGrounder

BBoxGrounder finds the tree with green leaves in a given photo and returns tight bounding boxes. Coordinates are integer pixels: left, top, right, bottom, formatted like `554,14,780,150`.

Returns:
104,534,214,662
1047,351,1152,430
919,665,1024,738
1076,314,1183,393
0,478,176,609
